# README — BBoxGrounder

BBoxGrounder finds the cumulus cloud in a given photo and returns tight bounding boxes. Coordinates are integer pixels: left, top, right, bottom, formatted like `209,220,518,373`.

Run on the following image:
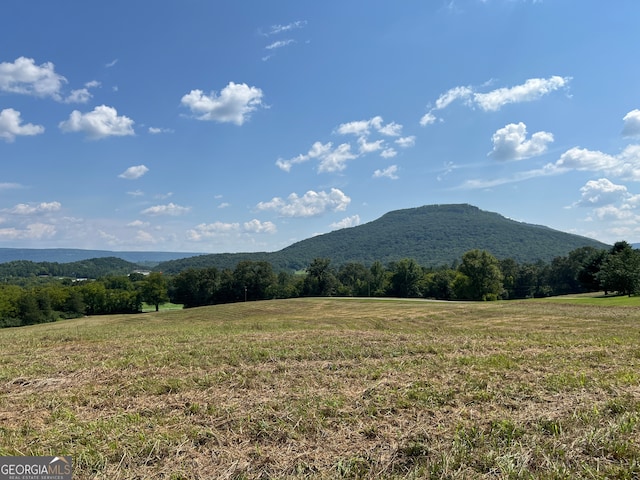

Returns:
434,86,474,110
181,82,264,125
622,109,640,138
0,57,67,99
421,76,571,125
279,116,412,174
474,76,570,111
395,136,416,148
5,202,61,215
243,219,277,233
575,178,629,207
550,145,640,180
373,165,399,179
317,144,358,173
337,116,401,137
186,222,240,241
0,108,44,142
488,122,554,161
64,81,100,104
141,203,191,216
59,105,135,139
118,165,149,180
419,112,437,126
256,188,351,217
380,148,397,158
0,223,56,240
357,137,384,154
277,142,356,173
330,215,361,229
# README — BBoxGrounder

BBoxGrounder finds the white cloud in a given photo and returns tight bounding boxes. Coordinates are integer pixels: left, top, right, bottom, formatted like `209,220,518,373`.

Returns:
419,112,437,126
0,57,67,99
276,141,332,172
0,223,56,240
148,127,174,134
59,105,135,139
317,143,357,173
256,188,351,217
181,82,264,125
279,116,411,174
0,183,22,191
141,203,191,216
266,20,307,36
337,116,402,137
422,76,571,123
474,76,571,111
575,178,629,207
127,190,144,197
395,136,416,148
592,205,637,222
378,121,403,137
330,215,361,229
118,165,149,180
127,220,150,227
134,230,157,244
0,108,44,142
186,222,240,240
373,165,399,179
434,86,474,110
622,109,640,138
380,148,397,159
243,219,277,233
550,145,640,181
266,39,295,50
488,122,554,161
65,88,92,104
105,59,118,68
5,202,61,215
357,136,384,154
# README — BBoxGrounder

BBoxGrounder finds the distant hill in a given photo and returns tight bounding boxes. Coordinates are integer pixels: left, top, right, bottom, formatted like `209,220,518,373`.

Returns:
156,204,610,273
0,248,203,266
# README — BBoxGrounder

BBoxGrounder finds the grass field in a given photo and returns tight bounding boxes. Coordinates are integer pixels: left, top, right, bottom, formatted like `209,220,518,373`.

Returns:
0,297,639,479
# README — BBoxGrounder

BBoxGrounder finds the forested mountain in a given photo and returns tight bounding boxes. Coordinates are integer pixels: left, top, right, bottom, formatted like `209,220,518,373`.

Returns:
0,257,143,280
0,248,202,266
156,204,610,273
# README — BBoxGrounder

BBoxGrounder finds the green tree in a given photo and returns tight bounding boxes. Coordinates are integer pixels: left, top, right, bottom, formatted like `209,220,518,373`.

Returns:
457,249,503,300
232,261,276,301
140,272,169,311
597,242,640,296
389,258,423,297
303,258,336,296
337,262,372,296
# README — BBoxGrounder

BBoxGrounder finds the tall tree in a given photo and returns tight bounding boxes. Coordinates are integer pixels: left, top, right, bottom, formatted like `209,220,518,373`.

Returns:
389,258,423,297
457,249,503,300
597,242,640,296
303,258,336,296
140,272,169,311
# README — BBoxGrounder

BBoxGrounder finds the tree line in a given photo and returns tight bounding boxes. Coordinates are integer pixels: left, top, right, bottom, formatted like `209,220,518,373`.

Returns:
1,242,638,328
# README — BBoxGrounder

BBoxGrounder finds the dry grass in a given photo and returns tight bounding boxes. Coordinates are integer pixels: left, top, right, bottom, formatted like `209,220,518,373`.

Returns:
0,298,639,479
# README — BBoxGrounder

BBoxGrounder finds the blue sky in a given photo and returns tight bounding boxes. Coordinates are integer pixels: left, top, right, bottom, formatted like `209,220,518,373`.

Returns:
2,1,640,253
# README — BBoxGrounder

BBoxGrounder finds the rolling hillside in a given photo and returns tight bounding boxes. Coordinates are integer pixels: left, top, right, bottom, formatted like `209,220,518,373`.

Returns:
156,204,610,273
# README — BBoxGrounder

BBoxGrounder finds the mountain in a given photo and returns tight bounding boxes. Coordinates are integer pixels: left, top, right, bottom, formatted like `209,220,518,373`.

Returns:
156,204,610,273
0,248,203,266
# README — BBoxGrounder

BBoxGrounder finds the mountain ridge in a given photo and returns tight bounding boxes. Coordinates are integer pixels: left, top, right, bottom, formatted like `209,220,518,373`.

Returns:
0,204,611,271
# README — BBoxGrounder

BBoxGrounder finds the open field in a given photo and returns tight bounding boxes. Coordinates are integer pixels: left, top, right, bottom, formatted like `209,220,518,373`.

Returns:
0,298,639,479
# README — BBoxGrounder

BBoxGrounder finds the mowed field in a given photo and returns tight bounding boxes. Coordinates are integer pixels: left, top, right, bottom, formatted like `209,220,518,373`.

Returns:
1,297,639,479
